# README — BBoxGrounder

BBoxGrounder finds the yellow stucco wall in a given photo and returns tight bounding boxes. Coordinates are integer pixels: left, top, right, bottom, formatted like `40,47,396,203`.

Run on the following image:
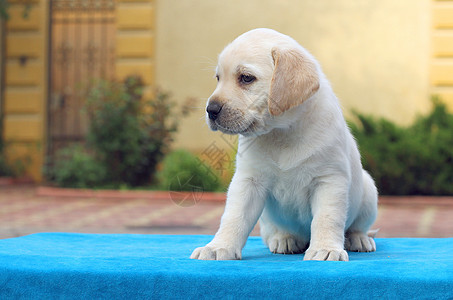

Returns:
116,0,155,98
431,0,453,106
3,0,48,181
155,0,435,152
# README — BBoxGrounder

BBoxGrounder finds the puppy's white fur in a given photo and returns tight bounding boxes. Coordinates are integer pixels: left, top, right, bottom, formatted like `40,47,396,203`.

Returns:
191,28,378,261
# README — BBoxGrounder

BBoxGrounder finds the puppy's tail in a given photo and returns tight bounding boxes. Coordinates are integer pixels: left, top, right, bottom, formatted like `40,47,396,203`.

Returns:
367,229,380,239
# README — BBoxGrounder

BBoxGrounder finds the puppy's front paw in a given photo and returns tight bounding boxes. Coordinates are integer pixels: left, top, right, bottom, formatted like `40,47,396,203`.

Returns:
304,247,349,261
190,245,241,260
267,234,308,254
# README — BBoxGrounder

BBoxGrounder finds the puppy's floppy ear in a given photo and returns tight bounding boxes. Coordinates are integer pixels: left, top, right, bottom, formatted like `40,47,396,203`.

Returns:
268,47,320,116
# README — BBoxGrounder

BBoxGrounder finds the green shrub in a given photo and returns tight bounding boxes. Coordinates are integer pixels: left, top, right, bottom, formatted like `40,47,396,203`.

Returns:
50,76,189,188
0,156,14,177
350,97,453,195
0,121,13,176
0,141,13,176
158,149,225,192
52,146,107,189
85,76,165,186
0,122,30,177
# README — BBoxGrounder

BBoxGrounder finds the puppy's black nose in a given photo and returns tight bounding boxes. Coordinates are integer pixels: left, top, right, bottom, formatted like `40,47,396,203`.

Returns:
206,101,223,121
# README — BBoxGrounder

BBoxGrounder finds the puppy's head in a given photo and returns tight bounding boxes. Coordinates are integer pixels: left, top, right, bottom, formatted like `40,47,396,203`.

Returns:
206,28,320,136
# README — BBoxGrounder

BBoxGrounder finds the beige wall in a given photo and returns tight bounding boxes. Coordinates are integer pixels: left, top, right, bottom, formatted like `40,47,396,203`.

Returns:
155,0,432,152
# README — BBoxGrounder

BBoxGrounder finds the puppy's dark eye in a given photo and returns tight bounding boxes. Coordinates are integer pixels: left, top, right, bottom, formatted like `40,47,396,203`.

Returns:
239,74,256,84
216,75,219,81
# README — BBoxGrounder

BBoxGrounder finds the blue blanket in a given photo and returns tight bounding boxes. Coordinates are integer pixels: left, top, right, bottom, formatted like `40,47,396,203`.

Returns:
0,233,452,299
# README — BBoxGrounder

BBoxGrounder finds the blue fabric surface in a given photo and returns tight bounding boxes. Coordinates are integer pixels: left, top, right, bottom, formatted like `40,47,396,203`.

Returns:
0,233,452,299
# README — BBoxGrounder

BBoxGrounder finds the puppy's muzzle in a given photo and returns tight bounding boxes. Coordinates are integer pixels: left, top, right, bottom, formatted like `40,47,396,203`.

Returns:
206,101,223,121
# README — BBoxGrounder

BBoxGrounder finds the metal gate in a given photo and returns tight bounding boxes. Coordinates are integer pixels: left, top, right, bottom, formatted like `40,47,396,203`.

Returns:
48,0,115,160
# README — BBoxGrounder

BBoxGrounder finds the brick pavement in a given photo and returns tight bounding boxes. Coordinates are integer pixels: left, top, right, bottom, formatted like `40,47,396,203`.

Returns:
0,185,452,239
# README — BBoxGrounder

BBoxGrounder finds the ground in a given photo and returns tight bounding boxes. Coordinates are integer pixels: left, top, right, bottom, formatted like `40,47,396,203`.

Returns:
0,185,452,239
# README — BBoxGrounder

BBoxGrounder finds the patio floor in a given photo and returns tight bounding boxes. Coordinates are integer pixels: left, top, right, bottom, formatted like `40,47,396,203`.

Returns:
1,185,452,239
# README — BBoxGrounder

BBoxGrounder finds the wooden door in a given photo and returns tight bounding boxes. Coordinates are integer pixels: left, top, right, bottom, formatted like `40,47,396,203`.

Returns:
48,0,115,160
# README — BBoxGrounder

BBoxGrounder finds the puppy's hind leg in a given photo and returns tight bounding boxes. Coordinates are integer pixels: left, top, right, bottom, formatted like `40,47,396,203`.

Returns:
345,170,378,252
260,214,308,254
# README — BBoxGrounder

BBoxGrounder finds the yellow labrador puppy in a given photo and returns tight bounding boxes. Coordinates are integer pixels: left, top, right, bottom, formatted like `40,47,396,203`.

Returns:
191,28,378,261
